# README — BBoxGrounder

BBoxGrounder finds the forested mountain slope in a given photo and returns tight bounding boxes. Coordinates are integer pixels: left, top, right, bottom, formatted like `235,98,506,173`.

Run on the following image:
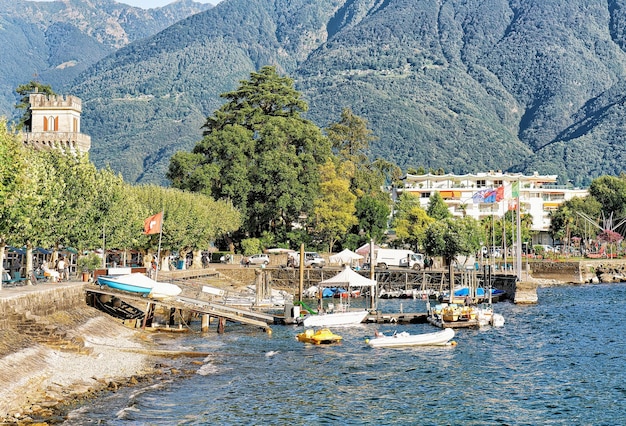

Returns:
66,0,626,185
0,0,211,115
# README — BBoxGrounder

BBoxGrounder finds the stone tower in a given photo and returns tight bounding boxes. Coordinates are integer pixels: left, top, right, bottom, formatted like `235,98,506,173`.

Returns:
22,91,91,154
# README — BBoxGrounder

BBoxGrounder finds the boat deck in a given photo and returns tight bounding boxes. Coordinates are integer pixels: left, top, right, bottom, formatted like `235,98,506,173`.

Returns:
365,312,428,324
427,316,479,329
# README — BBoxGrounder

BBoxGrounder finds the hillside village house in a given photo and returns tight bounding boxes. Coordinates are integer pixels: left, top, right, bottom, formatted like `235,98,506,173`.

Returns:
22,90,91,154
395,171,588,247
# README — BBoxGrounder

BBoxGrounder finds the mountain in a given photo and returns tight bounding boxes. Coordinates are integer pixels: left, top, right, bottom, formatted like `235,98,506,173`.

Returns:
17,0,626,186
0,0,212,115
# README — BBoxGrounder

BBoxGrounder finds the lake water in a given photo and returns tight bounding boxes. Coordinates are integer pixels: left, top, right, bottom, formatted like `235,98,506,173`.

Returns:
64,284,626,425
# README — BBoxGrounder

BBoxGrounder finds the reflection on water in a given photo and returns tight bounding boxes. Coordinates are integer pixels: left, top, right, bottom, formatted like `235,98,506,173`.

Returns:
66,285,626,425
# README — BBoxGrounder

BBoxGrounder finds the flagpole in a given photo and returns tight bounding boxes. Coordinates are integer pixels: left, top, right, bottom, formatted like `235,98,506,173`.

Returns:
516,179,522,281
154,210,164,282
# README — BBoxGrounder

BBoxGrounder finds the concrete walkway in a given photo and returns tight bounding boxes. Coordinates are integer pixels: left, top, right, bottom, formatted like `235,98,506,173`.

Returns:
0,280,85,301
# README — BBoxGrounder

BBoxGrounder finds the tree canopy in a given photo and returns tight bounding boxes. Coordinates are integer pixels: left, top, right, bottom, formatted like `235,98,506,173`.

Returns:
427,191,452,220
0,119,241,282
168,66,332,240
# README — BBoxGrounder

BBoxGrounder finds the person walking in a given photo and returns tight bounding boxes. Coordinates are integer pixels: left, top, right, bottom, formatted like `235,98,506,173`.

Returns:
57,257,67,281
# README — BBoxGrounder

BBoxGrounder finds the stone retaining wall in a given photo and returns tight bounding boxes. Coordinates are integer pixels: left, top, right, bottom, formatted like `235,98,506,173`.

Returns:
0,283,86,330
528,261,583,283
529,259,626,284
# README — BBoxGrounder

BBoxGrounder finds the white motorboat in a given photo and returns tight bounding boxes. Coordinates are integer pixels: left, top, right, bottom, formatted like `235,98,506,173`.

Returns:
366,327,456,348
300,310,369,327
476,304,505,327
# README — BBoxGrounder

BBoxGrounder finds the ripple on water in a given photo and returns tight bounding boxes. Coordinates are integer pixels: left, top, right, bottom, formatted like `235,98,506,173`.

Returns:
64,284,626,425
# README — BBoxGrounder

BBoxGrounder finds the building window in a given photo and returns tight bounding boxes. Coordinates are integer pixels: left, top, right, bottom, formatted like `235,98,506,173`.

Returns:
45,116,58,131
494,180,503,186
476,180,486,188
543,193,565,201
421,192,431,198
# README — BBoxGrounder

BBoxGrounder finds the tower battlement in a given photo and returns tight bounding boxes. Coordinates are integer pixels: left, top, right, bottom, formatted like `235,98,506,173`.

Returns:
23,91,90,154
28,93,82,112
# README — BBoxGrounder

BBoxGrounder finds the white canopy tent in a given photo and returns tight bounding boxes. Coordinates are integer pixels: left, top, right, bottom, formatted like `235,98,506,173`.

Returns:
329,248,363,266
318,265,378,311
319,265,376,288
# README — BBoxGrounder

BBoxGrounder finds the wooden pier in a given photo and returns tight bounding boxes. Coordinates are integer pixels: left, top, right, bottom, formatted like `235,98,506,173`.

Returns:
86,287,274,333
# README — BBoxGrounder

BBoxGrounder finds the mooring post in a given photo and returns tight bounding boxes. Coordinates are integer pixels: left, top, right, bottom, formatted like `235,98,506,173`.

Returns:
217,316,225,334
168,307,176,327
201,314,210,332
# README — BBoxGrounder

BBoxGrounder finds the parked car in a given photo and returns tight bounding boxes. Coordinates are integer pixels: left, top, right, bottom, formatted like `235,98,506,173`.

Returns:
248,254,270,265
288,252,325,268
304,252,325,268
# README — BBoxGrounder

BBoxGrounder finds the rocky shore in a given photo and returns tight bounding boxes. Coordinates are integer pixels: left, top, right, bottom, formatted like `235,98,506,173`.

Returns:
0,306,198,425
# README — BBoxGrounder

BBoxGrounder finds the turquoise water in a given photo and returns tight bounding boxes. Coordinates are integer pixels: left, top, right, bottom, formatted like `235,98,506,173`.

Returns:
65,284,626,425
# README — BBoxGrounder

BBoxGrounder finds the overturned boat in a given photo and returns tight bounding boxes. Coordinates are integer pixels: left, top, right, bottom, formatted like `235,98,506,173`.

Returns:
97,273,182,299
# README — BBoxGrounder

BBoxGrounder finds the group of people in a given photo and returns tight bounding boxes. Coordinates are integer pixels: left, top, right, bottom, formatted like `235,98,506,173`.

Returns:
40,257,70,282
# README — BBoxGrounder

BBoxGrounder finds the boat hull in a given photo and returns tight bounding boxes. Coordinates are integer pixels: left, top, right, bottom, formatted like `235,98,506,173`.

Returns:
97,273,182,298
366,328,456,348
301,310,368,327
97,275,152,294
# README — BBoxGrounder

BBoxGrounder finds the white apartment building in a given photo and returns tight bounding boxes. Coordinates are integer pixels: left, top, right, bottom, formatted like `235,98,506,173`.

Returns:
396,171,588,244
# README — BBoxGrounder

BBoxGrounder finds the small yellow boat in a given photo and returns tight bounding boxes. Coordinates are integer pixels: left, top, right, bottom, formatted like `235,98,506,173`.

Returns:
296,328,343,345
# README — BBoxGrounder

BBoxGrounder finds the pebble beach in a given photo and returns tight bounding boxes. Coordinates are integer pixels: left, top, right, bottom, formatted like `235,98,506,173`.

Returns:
0,307,159,424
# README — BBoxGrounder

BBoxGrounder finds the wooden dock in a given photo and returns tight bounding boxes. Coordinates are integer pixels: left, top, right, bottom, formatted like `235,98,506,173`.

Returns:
86,287,274,333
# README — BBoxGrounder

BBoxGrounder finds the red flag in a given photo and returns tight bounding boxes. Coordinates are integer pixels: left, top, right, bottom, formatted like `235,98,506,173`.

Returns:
144,212,163,235
496,186,504,202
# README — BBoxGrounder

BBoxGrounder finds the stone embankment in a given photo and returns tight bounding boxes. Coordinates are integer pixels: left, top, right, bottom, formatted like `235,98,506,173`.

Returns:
528,258,626,284
0,282,193,424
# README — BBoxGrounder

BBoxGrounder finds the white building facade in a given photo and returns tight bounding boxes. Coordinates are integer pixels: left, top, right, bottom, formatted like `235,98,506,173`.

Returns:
396,171,588,244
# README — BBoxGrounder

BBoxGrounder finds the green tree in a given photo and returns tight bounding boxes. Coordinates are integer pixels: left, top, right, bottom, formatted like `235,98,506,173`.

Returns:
394,205,434,250
427,191,451,220
455,216,486,258
168,66,331,240
132,185,241,269
423,218,482,262
423,219,461,262
327,107,376,167
311,160,357,252
550,196,602,242
588,175,626,217
423,217,483,289
0,120,34,285
394,192,421,218
354,195,390,243
325,108,396,199
15,81,55,131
